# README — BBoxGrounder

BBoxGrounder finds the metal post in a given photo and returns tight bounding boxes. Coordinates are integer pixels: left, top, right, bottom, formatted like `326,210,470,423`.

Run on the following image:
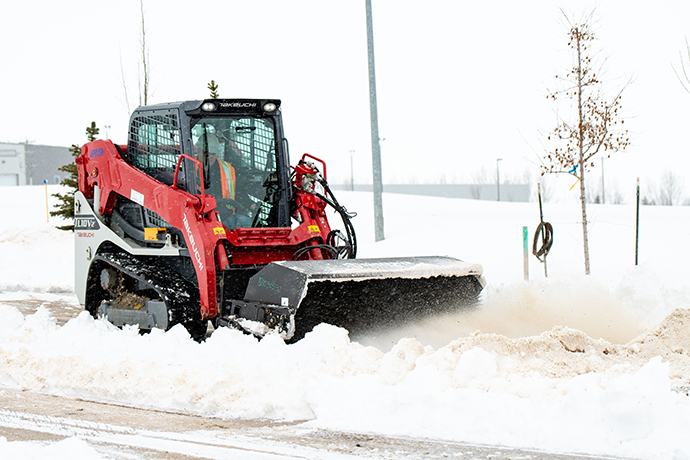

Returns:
601,158,606,204
523,226,529,281
349,150,355,191
538,182,548,278
496,158,502,201
44,179,49,223
366,0,384,241
635,177,640,265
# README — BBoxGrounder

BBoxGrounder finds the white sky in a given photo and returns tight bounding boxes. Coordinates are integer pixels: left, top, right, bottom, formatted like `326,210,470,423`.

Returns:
2,0,689,191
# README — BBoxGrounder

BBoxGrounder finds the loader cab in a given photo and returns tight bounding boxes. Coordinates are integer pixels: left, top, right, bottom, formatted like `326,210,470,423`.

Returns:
185,99,290,229
126,99,292,230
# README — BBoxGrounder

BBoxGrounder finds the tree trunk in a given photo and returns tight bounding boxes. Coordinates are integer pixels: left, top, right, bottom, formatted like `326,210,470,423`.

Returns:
576,28,591,275
579,162,591,275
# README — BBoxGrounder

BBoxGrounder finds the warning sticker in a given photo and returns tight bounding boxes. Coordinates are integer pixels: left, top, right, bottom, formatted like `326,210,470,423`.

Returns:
131,189,145,206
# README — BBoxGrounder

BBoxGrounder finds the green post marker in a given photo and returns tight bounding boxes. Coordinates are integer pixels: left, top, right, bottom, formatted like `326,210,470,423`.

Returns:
523,226,529,281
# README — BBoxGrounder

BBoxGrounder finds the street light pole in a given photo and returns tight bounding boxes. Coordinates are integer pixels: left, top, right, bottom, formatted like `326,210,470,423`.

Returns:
365,0,384,242
496,158,503,201
349,150,355,191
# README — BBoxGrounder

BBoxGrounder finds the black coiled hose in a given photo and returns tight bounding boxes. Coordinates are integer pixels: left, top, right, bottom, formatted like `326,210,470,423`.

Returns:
532,221,554,262
317,180,357,259
291,169,358,261
292,244,339,261
314,179,357,259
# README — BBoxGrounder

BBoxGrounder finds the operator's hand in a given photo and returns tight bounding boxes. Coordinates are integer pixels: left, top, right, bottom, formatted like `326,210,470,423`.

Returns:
222,198,254,216
221,198,242,213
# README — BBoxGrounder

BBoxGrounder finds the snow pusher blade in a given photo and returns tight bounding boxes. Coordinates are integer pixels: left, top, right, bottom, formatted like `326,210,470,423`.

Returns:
220,256,485,341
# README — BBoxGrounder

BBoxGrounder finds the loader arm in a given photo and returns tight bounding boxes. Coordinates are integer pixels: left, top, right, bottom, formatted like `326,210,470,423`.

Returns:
76,139,226,319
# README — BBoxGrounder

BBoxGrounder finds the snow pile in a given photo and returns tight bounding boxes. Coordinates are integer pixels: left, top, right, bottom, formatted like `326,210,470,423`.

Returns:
0,226,73,293
1,303,690,458
0,185,74,294
2,186,690,459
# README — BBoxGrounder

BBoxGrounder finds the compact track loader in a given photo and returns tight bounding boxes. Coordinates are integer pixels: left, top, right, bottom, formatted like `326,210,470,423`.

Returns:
74,99,484,341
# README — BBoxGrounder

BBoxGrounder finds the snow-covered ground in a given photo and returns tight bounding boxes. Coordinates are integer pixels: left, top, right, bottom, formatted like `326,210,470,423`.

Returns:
1,185,690,459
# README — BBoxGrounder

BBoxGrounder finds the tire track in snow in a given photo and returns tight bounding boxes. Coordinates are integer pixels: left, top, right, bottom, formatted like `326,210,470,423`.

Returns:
0,392,620,460
0,408,325,459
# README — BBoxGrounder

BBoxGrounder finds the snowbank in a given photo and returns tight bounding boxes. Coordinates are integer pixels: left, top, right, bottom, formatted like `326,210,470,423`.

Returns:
1,305,690,459
0,185,74,294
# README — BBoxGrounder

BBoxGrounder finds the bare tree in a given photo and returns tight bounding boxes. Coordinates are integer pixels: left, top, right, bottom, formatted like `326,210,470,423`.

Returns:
642,180,657,206
119,47,131,114
586,183,602,204
470,167,488,200
609,180,625,205
138,0,151,106
541,11,630,275
658,170,684,206
672,37,690,94
118,0,152,111
537,176,555,203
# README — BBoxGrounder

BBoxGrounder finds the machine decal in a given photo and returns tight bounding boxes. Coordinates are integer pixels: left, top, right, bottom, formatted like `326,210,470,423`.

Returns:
308,225,320,234
74,215,100,230
89,147,104,158
220,101,257,109
130,189,145,206
257,277,282,293
213,227,226,236
182,213,204,271
77,232,95,238
144,227,166,241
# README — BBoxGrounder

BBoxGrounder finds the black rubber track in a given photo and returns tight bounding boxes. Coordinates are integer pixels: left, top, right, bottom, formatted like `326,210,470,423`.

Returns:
92,250,207,341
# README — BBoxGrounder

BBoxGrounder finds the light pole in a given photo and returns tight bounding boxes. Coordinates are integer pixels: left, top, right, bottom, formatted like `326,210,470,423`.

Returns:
496,158,503,201
349,150,355,191
366,0,384,241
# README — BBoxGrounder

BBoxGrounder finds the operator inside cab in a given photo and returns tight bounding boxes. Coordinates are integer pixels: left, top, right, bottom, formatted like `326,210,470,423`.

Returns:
195,132,254,229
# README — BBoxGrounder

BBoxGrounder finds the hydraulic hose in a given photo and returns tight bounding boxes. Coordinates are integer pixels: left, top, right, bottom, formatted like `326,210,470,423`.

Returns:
292,244,339,261
314,179,357,259
290,164,357,260
532,221,554,262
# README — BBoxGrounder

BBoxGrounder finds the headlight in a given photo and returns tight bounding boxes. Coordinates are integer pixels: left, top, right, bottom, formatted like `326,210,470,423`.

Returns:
263,102,277,112
202,102,217,111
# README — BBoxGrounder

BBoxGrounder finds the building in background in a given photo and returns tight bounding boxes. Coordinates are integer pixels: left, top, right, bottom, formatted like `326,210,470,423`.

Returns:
0,143,26,186
26,144,73,185
0,142,71,186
